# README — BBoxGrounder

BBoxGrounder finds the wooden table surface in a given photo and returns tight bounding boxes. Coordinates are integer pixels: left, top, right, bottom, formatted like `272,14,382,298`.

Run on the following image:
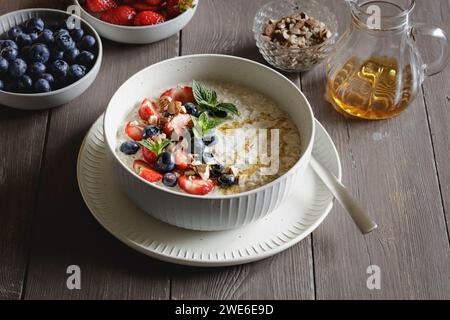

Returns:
1,0,450,300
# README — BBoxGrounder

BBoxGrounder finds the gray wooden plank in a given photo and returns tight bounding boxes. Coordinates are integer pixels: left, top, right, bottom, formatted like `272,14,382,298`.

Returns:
304,0,450,299
171,0,314,300
416,0,450,248
22,1,179,299
0,0,55,300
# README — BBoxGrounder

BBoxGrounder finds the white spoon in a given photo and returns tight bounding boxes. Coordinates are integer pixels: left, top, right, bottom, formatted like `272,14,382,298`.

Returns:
310,156,378,234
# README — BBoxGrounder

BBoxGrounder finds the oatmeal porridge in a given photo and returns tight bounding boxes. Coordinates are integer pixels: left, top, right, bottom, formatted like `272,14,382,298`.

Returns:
116,80,301,196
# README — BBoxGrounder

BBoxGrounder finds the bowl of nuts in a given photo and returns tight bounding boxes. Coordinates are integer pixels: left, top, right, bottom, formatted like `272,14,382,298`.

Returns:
253,0,338,72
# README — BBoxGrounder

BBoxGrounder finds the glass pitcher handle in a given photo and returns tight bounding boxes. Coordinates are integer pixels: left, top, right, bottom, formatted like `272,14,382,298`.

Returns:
412,23,450,77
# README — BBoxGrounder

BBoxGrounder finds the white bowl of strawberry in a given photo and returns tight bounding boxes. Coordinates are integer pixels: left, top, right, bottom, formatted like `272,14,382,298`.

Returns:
104,55,315,231
74,0,198,44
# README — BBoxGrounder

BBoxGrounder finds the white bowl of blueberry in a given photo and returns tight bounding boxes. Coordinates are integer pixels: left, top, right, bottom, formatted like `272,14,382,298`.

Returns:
0,8,102,110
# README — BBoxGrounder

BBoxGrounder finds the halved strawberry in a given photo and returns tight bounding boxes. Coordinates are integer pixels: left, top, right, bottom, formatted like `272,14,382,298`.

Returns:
178,176,215,195
161,86,195,105
85,0,118,13
134,11,166,26
133,160,162,183
142,146,158,163
100,5,136,26
166,0,195,18
139,138,170,164
163,113,192,138
175,149,190,170
125,121,144,141
139,98,160,121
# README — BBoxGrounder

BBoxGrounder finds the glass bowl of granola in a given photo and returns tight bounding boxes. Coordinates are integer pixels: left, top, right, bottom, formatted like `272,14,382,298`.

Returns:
253,0,338,72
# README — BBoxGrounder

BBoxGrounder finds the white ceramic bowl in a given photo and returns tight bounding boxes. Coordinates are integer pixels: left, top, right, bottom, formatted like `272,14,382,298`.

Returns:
74,0,198,44
104,54,315,231
0,8,102,110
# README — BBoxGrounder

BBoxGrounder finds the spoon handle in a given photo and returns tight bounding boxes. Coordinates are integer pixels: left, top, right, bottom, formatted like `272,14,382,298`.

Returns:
310,156,378,235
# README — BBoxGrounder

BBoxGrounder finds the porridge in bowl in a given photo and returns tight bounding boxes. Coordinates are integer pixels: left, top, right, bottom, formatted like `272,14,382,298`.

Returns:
116,80,301,196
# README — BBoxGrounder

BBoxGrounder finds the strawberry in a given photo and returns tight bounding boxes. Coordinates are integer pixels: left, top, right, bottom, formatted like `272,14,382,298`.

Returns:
166,0,195,18
175,149,190,170
134,11,166,26
139,138,170,164
163,113,192,138
132,3,159,12
85,0,118,13
133,160,162,183
138,98,160,121
125,121,144,141
161,86,195,105
178,176,215,195
145,0,163,5
100,5,136,26
142,146,158,163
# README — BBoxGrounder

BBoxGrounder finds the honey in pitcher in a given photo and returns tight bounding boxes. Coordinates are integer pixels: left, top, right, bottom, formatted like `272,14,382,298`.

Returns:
327,56,414,120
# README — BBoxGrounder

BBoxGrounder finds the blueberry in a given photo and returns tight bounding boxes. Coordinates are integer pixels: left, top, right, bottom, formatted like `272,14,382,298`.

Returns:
0,57,8,74
0,79,4,91
184,102,199,117
78,35,96,50
40,73,54,85
51,59,69,78
156,152,176,173
163,173,178,187
143,125,161,139
34,78,51,93
70,28,84,42
17,75,33,92
29,62,46,78
50,48,64,61
15,33,32,47
218,174,236,187
25,17,45,33
29,43,50,63
120,140,140,155
63,47,80,63
20,46,31,60
8,59,27,78
76,51,95,67
53,29,69,37
212,110,228,118
1,40,18,50
37,29,54,45
203,134,218,147
29,32,38,43
1,47,18,61
8,26,23,39
55,32,75,51
0,57,8,75
210,163,225,178
68,64,86,82
202,151,215,164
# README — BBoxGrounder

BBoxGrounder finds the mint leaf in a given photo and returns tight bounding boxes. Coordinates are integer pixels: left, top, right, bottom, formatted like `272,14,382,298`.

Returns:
216,103,240,116
192,80,239,117
193,81,216,105
138,139,170,155
191,113,224,138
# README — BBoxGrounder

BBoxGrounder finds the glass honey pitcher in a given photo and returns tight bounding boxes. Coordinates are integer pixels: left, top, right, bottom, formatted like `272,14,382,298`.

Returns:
326,0,450,120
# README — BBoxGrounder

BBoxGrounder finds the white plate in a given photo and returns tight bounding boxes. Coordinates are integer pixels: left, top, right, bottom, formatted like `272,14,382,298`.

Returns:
77,115,341,267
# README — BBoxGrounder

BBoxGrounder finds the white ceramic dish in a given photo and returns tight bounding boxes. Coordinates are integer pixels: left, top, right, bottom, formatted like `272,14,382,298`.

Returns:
78,115,341,267
104,54,315,231
73,0,198,44
0,8,102,110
